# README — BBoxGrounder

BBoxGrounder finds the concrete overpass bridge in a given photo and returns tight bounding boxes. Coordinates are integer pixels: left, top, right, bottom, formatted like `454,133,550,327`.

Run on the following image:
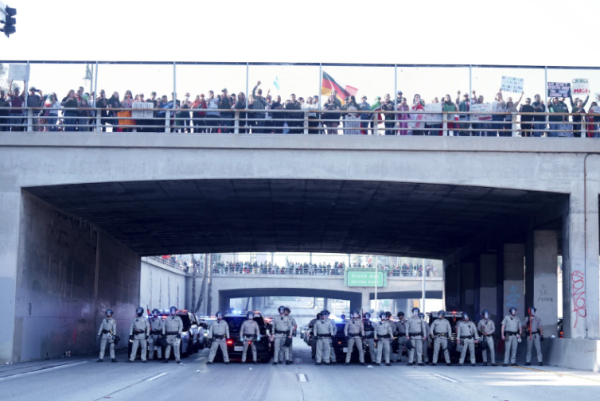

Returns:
1,133,599,369
197,274,443,314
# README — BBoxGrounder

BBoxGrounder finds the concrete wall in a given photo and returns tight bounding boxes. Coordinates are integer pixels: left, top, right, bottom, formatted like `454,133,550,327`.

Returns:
140,258,187,312
12,193,140,362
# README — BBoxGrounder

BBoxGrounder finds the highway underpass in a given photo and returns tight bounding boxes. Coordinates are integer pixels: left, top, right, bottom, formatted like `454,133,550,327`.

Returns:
1,134,599,370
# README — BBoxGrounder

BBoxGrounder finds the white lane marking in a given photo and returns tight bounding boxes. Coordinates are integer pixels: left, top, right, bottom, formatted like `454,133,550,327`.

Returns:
298,374,308,382
0,361,88,381
146,372,169,381
432,373,460,383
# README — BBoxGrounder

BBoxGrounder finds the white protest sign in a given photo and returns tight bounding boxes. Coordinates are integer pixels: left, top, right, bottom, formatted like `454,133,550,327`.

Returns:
592,106,600,114
470,103,492,121
424,103,442,122
132,102,154,118
8,64,30,81
501,76,524,93
571,78,590,96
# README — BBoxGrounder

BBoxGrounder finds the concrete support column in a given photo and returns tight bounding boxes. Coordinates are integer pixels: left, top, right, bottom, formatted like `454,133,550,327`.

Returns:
525,230,559,337
0,191,20,363
503,244,525,322
443,259,460,311
361,292,370,313
479,254,498,321
460,262,476,316
562,178,600,339
323,298,329,311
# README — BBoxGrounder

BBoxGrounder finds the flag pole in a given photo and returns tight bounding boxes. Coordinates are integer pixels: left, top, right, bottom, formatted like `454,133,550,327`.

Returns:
318,63,322,107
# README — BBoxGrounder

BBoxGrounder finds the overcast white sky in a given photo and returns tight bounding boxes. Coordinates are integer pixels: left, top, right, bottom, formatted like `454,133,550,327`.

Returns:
2,0,600,102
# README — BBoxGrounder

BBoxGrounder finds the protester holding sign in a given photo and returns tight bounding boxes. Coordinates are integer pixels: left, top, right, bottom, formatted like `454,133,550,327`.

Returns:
410,94,425,135
504,92,524,136
569,94,589,137
456,91,471,136
532,95,546,137
519,98,535,137
442,94,458,136
491,89,507,136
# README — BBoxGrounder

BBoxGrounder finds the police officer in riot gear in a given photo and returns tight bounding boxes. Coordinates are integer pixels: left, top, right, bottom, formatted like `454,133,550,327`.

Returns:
344,309,365,365
406,307,427,366
97,309,117,362
477,309,496,366
148,309,164,360
394,311,407,362
430,310,452,366
207,311,230,364
501,307,522,366
162,306,183,364
419,312,431,365
128,307,150,363
374,312,394,366
457,312,479,366
284,307,297,364
314,309,335,365
271,306,293,365
240,311,260,364
363,312,376,363
524,306,544,366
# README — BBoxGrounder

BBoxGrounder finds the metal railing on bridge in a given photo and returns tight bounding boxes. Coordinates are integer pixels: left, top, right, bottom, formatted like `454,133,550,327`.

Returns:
2,106,599,138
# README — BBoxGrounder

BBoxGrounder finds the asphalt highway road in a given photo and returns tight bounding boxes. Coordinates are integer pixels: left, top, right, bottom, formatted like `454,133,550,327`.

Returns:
2,305,599,401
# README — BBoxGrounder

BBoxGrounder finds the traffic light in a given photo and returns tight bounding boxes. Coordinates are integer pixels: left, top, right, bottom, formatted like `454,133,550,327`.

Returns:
0,4,16,38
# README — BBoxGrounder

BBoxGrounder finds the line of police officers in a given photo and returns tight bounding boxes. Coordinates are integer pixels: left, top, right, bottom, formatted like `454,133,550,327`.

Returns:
96,306,183,364
97,304,544,367
320,305,544,367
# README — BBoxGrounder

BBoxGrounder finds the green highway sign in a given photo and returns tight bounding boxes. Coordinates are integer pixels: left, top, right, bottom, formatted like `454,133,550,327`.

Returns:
344,269,386,287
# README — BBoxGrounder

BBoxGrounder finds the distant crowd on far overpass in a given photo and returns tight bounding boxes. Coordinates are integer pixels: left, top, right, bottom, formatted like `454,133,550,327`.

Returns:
1,79,599,137
149,256,442,277
209,261,441,277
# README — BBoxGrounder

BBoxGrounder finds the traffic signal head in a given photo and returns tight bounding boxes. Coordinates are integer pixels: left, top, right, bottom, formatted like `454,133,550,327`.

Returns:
1,5,17,37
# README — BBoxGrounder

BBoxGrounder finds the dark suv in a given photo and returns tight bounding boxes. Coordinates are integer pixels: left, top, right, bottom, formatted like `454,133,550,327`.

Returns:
209,313,274,363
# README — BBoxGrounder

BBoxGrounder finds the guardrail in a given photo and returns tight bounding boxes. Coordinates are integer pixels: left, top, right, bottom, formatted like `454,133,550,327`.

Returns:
1,106,599,137
211,264,442,277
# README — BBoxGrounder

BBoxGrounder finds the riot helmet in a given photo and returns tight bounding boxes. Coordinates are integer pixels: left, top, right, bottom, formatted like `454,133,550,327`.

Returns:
412,307,420,317
385,311,392,319
152,308,160,317
379,312,387,320
350,309,360,319
364,312,371,320
509,307,517,316
278,305,286,314
419,313,425,319
316,313,321,319
340,314,346,320
216,311,224,319
482,309,490,319
136,307,144,317
463,312,470,321
438,310,446,318
169,306,177,315
321,309,330,317
106,309,114,317
529,306,536,316
247,311,254,320
284,307,291,315
398,311,405,319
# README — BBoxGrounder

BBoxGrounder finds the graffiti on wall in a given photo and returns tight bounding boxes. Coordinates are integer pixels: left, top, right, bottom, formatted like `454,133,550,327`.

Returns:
571,270,586,328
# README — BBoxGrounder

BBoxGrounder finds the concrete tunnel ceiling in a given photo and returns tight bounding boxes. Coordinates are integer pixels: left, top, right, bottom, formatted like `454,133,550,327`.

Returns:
25,179,568,259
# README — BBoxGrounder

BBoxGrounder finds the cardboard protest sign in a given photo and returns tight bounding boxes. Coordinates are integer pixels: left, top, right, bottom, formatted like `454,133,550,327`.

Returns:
425,103,442,122
132,102,154,118
501,76,524,93
408,112,425,130
470,103,492,121
571,78,590,96
8,64,30,81
548,82,570,98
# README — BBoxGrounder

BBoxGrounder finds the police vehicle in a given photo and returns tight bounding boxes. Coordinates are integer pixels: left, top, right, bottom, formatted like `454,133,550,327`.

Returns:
209,311,274,363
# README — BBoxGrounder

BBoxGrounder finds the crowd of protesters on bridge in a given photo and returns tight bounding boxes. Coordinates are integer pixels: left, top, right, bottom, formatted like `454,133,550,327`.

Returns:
2,79,598,137
151,256,441,277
